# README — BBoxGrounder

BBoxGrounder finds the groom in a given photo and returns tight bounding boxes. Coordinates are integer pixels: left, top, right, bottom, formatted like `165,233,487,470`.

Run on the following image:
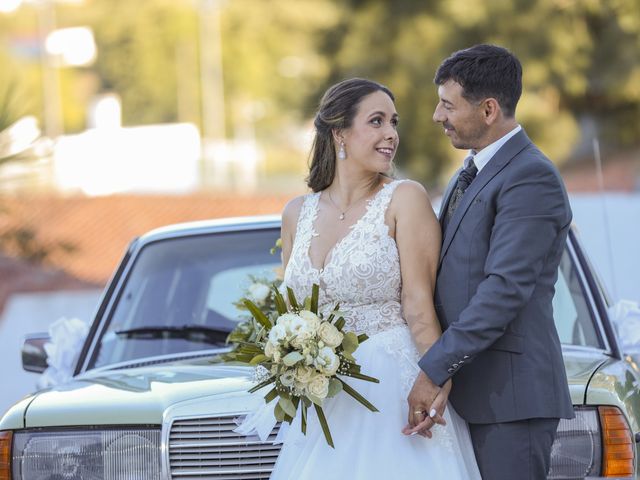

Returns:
406,44,574,479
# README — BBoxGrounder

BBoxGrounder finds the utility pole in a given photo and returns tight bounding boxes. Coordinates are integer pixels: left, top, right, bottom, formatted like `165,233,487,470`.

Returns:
198,0,225,142
36,0,63,138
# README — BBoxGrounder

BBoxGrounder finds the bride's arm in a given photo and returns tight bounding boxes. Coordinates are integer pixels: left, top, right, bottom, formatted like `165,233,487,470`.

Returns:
391,181,442,355
280,196,305,270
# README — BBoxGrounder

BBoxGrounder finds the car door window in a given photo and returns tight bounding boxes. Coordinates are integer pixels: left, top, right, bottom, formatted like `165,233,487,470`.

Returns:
553,249,602,348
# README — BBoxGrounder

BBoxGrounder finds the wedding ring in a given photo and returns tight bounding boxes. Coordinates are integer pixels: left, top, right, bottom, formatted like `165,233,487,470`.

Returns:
414,410,425,416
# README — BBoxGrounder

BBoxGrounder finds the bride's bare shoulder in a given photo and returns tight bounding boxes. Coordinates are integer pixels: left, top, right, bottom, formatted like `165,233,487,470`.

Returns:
392,180,434,207
282,195,307,231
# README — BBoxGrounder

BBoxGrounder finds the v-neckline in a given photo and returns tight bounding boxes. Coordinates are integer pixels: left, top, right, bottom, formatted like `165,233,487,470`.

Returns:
307,182,392,273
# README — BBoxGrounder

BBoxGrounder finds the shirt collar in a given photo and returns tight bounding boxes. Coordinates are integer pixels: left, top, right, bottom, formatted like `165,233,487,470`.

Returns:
465,125,522,172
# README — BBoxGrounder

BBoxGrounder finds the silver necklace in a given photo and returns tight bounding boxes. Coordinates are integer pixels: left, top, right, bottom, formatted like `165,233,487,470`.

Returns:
327,187,376,221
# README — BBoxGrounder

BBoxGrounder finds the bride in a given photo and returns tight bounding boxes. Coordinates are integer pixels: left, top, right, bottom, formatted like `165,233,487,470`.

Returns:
244,78,481,479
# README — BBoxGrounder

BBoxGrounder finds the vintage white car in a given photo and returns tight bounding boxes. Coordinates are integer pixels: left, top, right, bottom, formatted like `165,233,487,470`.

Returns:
1,216,639,479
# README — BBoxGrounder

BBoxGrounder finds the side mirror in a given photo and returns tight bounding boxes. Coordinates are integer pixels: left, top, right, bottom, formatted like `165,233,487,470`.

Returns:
22,333,50,373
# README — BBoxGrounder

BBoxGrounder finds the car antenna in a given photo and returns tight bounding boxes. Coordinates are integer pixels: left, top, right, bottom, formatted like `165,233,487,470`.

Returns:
593,136,618,300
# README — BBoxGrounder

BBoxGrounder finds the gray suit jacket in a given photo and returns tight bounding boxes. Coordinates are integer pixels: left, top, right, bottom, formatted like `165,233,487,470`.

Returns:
419,129,574,424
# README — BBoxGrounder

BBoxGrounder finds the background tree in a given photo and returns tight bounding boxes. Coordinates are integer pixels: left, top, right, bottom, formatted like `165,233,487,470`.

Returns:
1,0,638,187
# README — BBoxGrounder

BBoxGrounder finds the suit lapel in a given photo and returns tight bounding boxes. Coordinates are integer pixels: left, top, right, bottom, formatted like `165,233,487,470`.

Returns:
439,129,532,266
438,169,461,228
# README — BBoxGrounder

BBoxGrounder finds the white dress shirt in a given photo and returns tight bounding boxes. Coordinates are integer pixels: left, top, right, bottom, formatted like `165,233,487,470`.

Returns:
465,125,522,172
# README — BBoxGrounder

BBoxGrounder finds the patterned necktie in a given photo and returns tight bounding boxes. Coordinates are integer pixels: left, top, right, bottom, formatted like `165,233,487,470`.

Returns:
444,156,478,230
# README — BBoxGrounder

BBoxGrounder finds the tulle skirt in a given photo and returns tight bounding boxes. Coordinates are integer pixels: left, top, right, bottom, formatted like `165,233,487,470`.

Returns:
269,325,481,480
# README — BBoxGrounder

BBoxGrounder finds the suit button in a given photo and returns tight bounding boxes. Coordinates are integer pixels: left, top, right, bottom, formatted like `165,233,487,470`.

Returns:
463,355,469,359
452,363,459,369
447,368,455,374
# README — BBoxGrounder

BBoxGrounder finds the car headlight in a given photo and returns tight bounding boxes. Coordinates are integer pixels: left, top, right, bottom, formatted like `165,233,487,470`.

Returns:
548,406,635,479
11,428,160,480
549,407,602,479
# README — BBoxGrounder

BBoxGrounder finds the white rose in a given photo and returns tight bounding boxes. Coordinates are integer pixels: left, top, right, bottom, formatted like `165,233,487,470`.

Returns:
295,365,314,384
318,322,343,348
314,346,340,376
290,320,314,348
268,324,287,344
280,369,295,387
273,349,282,363
308,374,330,400
293,381,307,396
298,310,321,332
275,313,299,335
247,282,271,305
264,340,275,358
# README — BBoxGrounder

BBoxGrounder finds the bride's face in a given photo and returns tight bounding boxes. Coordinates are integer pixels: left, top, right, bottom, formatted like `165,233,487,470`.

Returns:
340,90,399,173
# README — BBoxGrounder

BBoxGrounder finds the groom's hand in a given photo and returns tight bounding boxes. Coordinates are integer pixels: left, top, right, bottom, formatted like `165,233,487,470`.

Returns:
403,373,449,438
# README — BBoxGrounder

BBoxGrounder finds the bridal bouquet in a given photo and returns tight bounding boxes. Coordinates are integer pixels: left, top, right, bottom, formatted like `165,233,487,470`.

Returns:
226,283,379,447
227,238,283,347
227,275,283,346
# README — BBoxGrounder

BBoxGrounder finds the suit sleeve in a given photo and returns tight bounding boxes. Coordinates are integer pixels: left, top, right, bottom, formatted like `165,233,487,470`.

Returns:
419,158,572,386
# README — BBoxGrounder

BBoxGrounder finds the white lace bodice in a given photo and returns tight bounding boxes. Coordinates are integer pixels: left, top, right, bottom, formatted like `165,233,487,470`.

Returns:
284,180,406,337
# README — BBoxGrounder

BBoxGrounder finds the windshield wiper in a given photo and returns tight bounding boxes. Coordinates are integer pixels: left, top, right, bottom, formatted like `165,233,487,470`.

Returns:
114,325,228,345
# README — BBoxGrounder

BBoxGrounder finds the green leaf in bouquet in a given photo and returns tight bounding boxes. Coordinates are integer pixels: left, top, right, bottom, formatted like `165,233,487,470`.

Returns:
340,351,356,362
342,361,361,374
278,396,298,419
343,371,380,383
264,387,278,404
248,375,276,394
273,285,288,315
282,351,304,366
334,316,346,331
307,394,324,406
301,403,308,435
286,286,299,310
339,379,379,412
274,402,286,422
270,237,283,255
237,342,263,351
243,299,272,329
249,354,269,365
327,378,343,398
310,283,319,313
314,404,335,448
341,331,359,354
223,353,254,363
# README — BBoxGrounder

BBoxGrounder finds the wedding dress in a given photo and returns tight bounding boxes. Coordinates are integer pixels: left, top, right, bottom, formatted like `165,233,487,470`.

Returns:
242,180,481,479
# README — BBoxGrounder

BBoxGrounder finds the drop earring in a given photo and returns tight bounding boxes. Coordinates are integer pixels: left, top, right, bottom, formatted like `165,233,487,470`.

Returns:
338,141,346,160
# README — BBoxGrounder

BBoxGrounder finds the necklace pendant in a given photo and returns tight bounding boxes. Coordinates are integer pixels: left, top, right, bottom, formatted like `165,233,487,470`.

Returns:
339,213,345,221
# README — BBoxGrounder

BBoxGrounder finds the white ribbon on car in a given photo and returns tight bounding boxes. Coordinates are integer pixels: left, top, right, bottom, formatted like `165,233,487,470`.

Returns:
610,299,640,348
37,317,89,389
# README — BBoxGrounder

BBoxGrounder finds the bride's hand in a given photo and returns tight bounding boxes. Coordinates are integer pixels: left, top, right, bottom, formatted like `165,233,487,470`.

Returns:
427,378,451,429
402,377,451,438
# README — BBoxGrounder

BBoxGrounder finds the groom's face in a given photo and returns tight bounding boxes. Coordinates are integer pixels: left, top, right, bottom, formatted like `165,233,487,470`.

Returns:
433,80,488,150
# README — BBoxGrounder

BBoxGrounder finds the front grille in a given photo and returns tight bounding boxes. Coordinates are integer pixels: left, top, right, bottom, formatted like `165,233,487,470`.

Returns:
169,415,281,479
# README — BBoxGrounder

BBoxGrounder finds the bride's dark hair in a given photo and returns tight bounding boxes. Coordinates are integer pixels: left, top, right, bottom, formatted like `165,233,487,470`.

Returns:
307,78,395,192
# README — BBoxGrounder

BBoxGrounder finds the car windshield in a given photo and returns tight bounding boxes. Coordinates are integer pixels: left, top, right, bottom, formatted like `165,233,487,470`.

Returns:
87,228,281,369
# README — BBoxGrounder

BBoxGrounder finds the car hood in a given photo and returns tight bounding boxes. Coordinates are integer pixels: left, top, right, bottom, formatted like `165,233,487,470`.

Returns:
5,348,612,429
21,361,256,428
562,346,610,404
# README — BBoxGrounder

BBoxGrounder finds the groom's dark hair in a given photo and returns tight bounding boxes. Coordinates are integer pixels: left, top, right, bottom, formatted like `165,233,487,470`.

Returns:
434,44,522,118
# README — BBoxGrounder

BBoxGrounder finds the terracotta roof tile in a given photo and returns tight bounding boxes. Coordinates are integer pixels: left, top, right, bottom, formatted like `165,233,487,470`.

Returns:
0,193,293,287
